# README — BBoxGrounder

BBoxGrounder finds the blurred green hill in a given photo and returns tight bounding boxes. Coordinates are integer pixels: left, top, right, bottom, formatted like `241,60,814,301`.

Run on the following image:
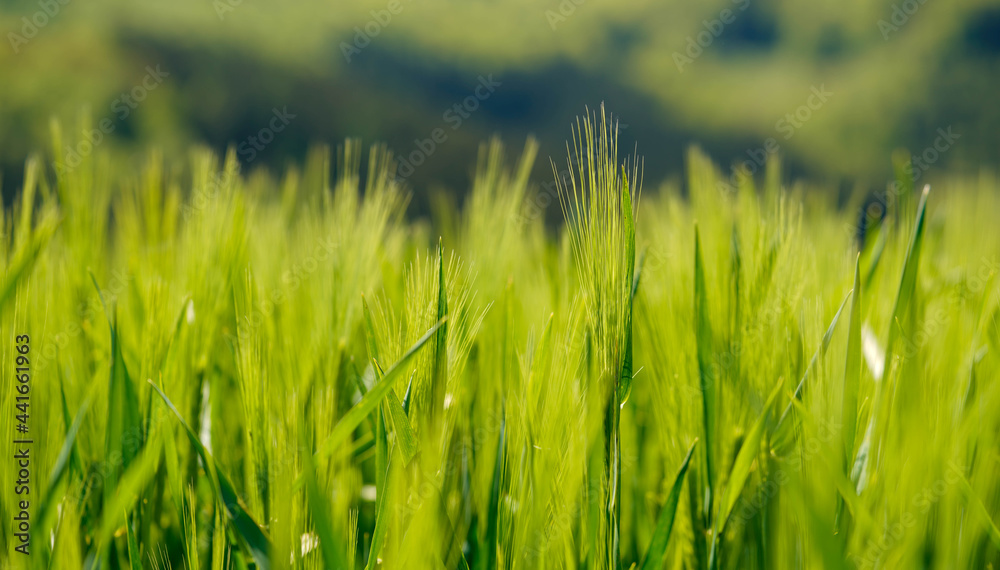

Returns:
3,0,999,210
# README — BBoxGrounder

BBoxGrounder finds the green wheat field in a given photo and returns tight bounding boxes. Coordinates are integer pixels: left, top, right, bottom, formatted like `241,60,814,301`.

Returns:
2,108,999,569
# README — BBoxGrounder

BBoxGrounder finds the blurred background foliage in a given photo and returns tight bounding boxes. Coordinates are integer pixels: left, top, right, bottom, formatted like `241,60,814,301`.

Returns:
2,0,999,212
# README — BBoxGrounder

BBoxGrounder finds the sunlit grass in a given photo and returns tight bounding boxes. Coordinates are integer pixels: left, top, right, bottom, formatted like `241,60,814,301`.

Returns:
1,110,999,569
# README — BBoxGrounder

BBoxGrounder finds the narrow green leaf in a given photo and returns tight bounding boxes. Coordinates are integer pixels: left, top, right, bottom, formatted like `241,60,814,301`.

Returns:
385,388,418,464
716,377,785,534
301,428,349,569
126,512,142,570
32,394,92,552
365,452,394,570
480,412,506,570
618,249,645,406
371,357,419,465
639,439,697,570
775,290,852,433
0,210,57,308
92,274,143,505
106,315,142,472
316,319,445,460
631,248,646,302
686,460,709,570
842,255,862,469
95,437,162,553
786,397,874,533
861,230,887,290
362,294,381,364
349,359,379,441
885,184,929,360
57,365,84,478
433,238,449,421
855,184,930,492
694,225,716,510
148,381,272,570
788,474,852,570
375,398,388,503
956,472,1000,549
402,370,415,415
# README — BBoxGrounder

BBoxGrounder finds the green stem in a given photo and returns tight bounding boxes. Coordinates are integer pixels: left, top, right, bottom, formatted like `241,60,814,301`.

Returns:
604,383,621,570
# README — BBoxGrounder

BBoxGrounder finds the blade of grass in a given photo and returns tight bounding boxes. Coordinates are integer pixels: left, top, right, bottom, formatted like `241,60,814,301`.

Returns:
885,185,930,361
861,230,887,290
619,247,645,407
57,365,84,480
832,255,860,563
373,360,419,465
709,378,785,570
126,512,142,570
433,238,449,425
0,209,58,308
402,371,415,415
842,255,862,469
349,359,381,454
91,274,143,505
956,472,1000,549
715,377,785,536
315,319,444,461
365,452,394,570
774,290,852,434
618,174,639,407
32,392,93,554
95,437,163,557
787,474,852,570
148,381,272,570
300,427,349,569
787,397,874,533
694,224,716,518
476,409,505,570
639,439,698,570
854,184,930,492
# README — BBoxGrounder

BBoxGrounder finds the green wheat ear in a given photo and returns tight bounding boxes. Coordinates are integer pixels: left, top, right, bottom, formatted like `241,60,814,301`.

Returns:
554,104,641,569
554,104,641,399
